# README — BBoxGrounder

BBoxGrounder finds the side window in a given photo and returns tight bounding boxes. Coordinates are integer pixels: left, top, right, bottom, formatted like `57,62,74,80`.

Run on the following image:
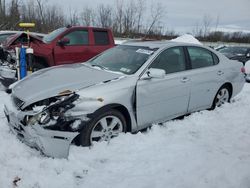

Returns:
187,47,215,69
63,30,89,45
93,30,110,45
150,47,186,74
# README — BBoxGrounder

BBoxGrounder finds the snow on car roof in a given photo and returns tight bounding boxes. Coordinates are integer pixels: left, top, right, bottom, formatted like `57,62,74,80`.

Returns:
122,34,202,49
122,40,202,49
171,34,203,45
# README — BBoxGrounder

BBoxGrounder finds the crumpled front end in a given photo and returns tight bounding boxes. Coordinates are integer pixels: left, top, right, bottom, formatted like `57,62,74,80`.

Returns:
4,91,94,158
0,47,18,87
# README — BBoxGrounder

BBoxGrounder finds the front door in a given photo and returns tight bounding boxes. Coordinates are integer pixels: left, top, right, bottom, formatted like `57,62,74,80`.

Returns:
136,47,191,127
54,29,91,65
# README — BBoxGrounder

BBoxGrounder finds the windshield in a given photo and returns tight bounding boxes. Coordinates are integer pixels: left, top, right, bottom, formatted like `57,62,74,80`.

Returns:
87,45,157,75
219,47,248,55
43,27,67,43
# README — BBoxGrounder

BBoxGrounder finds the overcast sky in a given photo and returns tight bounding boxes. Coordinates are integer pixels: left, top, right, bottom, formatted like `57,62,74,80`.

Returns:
19,0,250,34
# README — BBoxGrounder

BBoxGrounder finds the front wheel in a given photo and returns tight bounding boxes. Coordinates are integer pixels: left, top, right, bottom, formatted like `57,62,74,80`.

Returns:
79,109,127,146
212,86,231,109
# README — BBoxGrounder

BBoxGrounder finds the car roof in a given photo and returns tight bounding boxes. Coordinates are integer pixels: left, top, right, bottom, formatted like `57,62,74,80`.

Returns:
64,26,111,31
121,40,203,49
224,46,250,49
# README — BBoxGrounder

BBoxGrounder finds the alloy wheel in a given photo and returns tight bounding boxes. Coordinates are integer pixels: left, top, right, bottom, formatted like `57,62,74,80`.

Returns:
215,88,230,107
90,115,123,144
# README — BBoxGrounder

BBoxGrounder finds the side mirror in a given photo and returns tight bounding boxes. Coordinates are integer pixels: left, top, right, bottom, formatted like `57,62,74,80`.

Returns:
145,68,165,79
57,37,70,46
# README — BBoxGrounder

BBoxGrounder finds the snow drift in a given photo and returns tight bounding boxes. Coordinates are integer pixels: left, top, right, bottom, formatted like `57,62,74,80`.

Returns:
171,34,203,45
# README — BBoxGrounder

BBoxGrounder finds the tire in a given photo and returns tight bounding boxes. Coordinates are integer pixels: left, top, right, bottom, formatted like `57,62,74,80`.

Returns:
79,109,127,146
211,86,231,109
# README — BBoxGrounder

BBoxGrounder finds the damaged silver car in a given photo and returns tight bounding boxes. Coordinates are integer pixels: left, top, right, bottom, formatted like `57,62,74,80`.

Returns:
4,41,245,158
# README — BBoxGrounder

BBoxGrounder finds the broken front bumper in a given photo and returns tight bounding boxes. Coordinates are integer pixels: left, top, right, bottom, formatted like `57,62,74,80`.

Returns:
4,104,79,158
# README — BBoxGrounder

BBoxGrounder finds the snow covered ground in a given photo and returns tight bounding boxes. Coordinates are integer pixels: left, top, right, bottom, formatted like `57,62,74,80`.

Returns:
0,83,250,188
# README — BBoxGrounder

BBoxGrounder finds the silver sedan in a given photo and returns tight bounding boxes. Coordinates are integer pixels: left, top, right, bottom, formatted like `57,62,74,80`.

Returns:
4,41,245,158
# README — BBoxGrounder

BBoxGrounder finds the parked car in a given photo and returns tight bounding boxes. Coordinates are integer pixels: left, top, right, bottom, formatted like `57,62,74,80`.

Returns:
0,31,45,62
0,26,115,87
218,46,250,64
4,41,245,158
0,31,19,44
244,60,250,82
1,26,115,69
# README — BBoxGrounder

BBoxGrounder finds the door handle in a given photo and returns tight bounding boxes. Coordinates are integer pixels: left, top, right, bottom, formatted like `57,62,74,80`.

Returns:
217,70,224,75
181,77,190,83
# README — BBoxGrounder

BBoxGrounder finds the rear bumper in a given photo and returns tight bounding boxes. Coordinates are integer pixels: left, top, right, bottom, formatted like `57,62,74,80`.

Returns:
4,104,79,158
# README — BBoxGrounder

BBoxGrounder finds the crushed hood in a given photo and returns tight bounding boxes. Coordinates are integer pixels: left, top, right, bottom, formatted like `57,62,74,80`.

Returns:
12,63,122,108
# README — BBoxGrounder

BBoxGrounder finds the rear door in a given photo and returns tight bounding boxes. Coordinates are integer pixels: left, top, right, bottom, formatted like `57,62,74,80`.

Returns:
186,46,224,112
136,47,191,127
53,29,91,65
89,29,113,57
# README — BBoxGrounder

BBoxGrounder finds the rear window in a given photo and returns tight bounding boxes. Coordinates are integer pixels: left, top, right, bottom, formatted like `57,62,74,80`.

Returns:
187,47,217,69
93,30,110,45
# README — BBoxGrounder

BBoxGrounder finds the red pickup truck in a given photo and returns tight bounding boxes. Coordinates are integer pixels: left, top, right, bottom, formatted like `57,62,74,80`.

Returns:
2,26,115,69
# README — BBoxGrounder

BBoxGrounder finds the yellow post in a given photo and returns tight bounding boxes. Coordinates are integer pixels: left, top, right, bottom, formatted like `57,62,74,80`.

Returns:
18,23,36,47
18,23,36,74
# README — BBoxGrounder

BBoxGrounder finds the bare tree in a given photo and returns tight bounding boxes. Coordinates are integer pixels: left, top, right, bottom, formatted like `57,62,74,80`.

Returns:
214,14,220,31
145,2,165,36
36,0,45,24
203,14,212,37
135,0,145,33
96,4,112,28
8,0,20,29
0,0,7,29
113,0,124,34
69,7,79,26
80,6,95,26
0,0,6,17
192,21,203,37
123,0,137,34
44,5,65,32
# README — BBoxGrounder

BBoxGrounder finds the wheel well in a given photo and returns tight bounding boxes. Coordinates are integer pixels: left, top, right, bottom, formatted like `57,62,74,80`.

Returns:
113,105,132,132
221,82,233,98
72,104,132,146
93,104,132,132
34,56,49,68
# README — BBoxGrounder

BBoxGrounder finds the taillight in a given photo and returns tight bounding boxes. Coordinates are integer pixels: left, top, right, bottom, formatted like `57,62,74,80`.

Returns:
241,67,246,73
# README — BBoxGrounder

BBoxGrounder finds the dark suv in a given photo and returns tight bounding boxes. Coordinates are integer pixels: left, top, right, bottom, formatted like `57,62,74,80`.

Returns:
218,46,250,64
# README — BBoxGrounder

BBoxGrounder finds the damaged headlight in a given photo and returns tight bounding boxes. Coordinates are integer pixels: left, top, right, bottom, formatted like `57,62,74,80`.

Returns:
26,110,50,125
24,91,80,127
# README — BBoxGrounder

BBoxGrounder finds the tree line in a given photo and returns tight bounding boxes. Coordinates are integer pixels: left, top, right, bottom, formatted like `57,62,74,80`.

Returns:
0,0,249,43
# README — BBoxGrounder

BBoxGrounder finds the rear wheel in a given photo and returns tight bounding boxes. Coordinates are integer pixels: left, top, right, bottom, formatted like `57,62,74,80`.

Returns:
212,86,231,108
79,109,127,146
